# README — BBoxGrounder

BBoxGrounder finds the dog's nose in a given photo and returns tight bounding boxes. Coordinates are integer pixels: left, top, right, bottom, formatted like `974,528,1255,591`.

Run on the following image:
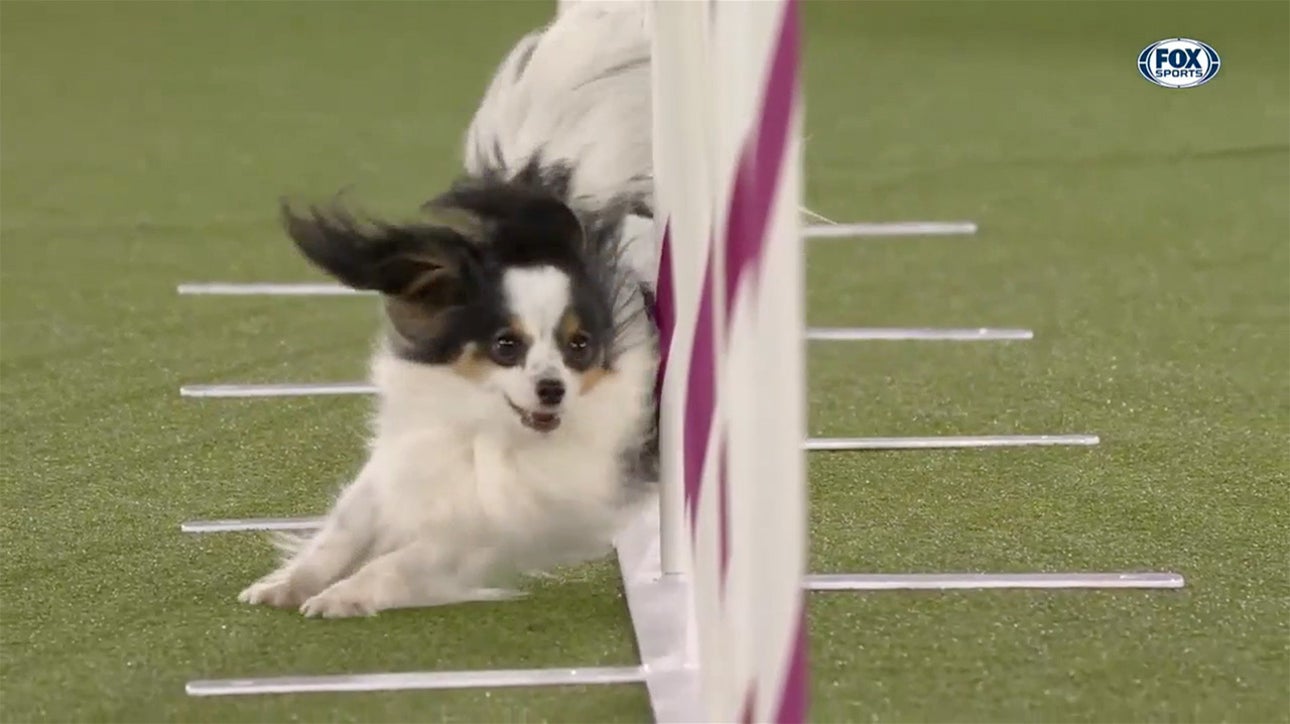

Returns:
536,379,565,406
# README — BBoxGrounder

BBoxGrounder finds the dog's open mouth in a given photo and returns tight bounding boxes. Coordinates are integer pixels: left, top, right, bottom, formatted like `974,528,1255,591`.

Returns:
506,398,562,433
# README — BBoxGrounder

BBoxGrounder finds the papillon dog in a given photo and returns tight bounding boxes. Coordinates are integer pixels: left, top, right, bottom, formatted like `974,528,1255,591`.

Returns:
238,1,659,618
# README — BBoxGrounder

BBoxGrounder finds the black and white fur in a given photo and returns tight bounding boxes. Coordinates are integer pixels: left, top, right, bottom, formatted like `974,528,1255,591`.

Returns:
239,1,659,617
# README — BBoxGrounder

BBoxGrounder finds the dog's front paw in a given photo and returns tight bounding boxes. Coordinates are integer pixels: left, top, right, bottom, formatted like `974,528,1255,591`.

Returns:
299,581,379,619
239,571,309,609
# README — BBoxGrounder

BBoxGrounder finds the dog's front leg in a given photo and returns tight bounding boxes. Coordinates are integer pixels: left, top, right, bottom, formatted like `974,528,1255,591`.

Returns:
298,541,520,618
239,474,376,609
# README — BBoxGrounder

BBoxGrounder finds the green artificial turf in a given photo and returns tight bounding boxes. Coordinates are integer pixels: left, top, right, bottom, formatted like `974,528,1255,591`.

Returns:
2,1,1287,722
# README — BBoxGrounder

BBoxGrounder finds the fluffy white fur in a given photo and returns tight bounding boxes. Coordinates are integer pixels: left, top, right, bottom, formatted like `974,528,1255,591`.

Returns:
466,0,658,283
465,1,652,210
239,4,660,618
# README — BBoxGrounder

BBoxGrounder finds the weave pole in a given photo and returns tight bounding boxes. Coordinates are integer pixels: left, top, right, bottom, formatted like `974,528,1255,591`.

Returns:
664,0,810,720
651,0,711,580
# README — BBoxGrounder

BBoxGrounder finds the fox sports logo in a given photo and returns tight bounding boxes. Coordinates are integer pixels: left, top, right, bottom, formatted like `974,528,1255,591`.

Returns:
1138,38,1221,88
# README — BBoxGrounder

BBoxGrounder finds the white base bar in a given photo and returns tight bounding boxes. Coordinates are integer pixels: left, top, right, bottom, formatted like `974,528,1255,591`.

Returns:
180,515,1185,595
181,383,378,398
806,572,1185,590
176,282,362,296
175,220,981,297
806,221,977,238
614,507,700,722
187,665,645,697
187,339,1077,395
181,517,324,533
170,435,1096,469
806,434,1100,451
807,327,1032,342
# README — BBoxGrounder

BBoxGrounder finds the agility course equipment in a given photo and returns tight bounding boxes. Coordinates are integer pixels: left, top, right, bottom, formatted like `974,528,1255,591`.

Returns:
178,1,1182,720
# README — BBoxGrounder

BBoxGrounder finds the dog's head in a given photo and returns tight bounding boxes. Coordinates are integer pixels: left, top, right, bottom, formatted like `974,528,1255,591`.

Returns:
282,181,643,435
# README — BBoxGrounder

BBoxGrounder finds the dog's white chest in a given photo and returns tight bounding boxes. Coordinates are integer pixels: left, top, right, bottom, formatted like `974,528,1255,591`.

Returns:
468,429,620,534
471,432,519,509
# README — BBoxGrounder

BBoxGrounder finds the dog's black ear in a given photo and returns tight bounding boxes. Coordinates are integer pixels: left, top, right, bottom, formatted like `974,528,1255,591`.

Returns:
281,202,474,307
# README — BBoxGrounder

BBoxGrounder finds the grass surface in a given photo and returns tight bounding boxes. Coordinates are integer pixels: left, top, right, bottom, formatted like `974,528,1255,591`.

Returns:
2,1,1287,722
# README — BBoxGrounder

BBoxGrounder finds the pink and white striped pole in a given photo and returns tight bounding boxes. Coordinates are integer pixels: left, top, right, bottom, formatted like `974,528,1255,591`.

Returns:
654,0,809,721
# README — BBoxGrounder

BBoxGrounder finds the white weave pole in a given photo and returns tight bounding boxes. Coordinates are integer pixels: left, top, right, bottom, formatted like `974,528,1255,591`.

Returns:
621,3,715,719
651,0,713,580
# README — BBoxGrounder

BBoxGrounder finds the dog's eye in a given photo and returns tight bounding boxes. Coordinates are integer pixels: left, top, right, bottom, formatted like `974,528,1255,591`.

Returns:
564,332,594,368
489,332,525,367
